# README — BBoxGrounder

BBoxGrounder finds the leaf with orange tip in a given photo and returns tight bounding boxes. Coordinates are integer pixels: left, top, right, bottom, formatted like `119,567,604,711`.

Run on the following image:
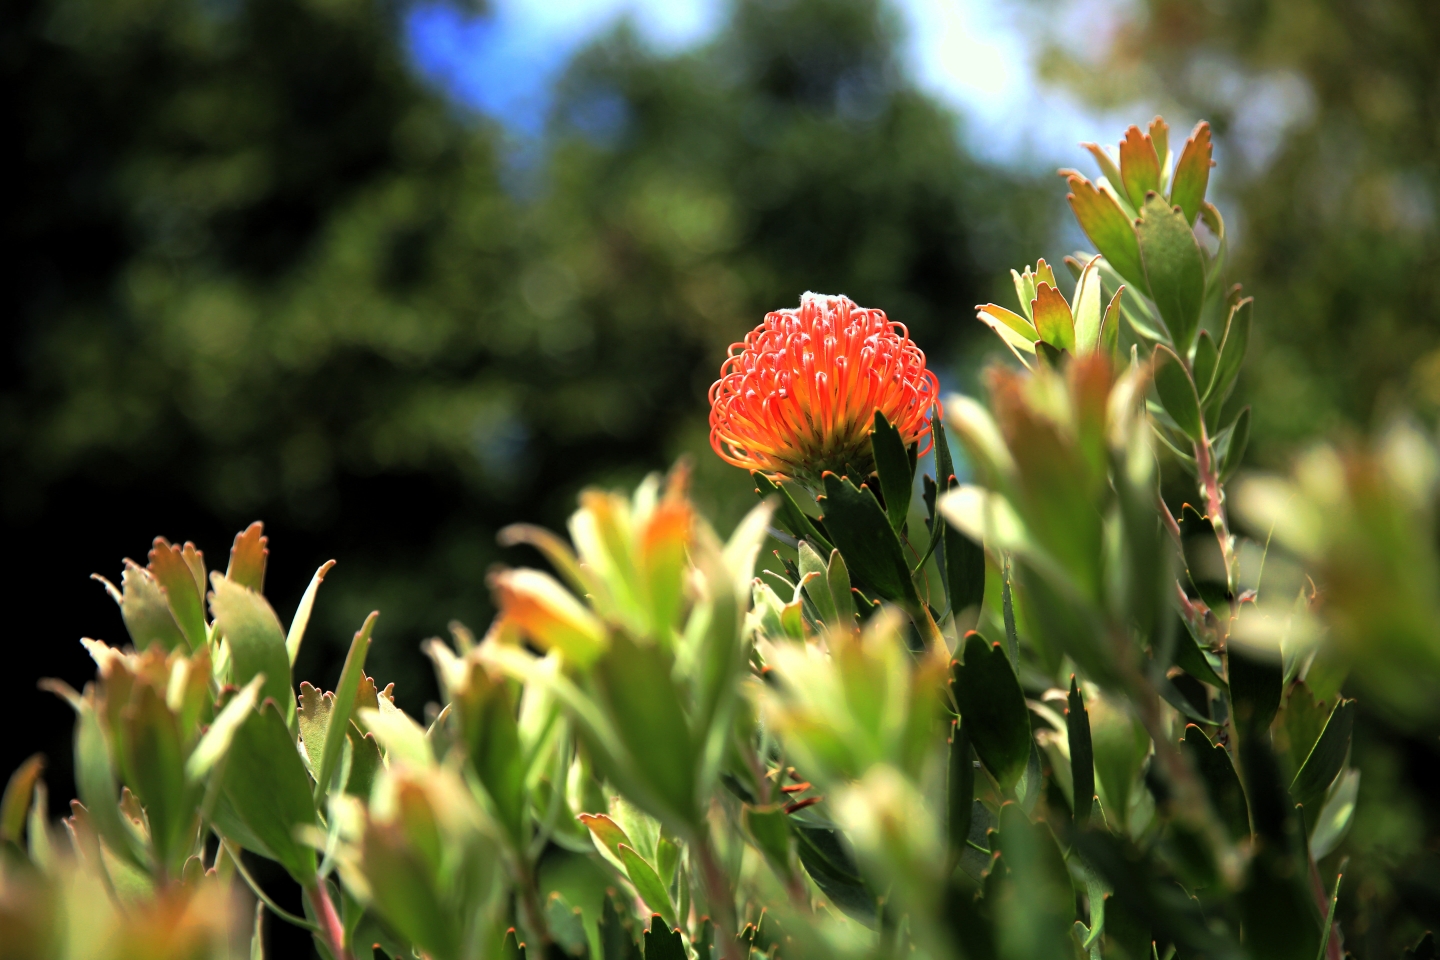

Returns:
1066,176,1146,290
637,497,693,640
489,568,607,666
149,538,207,650
1118,124,1161,210
1170,121,1213,226
579,812,633,864
1031,282,1075,354
119,560,188,653
227,522,268,593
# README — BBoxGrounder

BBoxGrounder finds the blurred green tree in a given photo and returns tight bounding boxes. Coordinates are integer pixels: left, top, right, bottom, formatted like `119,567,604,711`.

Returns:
0,0,1054,787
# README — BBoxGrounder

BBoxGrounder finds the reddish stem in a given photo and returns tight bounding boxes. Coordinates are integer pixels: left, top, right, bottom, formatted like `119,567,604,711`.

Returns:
305,881,352,960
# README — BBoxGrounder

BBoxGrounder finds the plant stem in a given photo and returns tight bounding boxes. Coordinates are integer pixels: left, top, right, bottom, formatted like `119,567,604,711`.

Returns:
304,880,352,960
695,834,744,960
1192,429,1238,603
516,860,553,949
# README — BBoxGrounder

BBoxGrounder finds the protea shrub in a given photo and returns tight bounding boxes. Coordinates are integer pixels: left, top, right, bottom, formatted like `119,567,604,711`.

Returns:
2,118,1435,960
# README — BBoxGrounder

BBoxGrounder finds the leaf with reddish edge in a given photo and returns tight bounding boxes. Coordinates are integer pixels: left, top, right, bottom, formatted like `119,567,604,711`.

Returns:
1170,121,1213,226
1031,282,1075,354
119,560,188,652
579,812,633,864
1066,175,1146,290
1118,124,1161,210
227,522,268,593
149,537,207,650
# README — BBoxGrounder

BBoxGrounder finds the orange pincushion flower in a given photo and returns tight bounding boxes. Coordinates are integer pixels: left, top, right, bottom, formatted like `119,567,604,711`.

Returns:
708,293,941,485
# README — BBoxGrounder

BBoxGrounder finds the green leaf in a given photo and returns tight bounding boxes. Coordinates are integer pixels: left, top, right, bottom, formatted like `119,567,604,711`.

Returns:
992,803,1074,959
118,561,188,652
453,665,526,848
1136,194,1206,353
1066,176,1147,289
1241,841,1320,960
827,548,857,628
1180,724,1250,841
945,525,986,619
1100,286,1124,356
210,573,295,727
71,699,147,870
1174,620,1226,690
121,683,194,873
1032,282,1075,353
1205,297,1252,410
314,611,377,806
1219,406,1251,483
798,541,837,625
1309,768,1359,860
618,843,678,930
1089,695,1149,832
1228,646,1283,741
643,915,687,960
792,817,875,924
148,538,208,650
1152,344,1204,443
1066,678,1095,828
947,719,975,868
580,812,632,864
820,473,919,610
598,893,643,960
344,725,383,798
221,700,319,884
1290,699,1355,822
1191,330,1218,399
952,632,1031,793
0,755,43,845
871,411,912,534
752,472,832,554
286,559,337,665
1168,121,1213,226
744,804,796,885
545,891,588,956
1072,256,1105,352
592,633,697,831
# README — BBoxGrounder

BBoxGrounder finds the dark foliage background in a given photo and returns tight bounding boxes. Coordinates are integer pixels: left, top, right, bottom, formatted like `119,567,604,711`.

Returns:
4,0,1438,954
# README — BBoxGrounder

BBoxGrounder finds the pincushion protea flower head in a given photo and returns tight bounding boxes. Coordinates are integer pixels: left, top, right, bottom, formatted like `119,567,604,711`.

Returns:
709,293,941,486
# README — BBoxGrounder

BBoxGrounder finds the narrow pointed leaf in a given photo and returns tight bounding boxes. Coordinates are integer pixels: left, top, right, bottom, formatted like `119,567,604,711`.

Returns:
1067,678,1095,827
871,411,912,534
